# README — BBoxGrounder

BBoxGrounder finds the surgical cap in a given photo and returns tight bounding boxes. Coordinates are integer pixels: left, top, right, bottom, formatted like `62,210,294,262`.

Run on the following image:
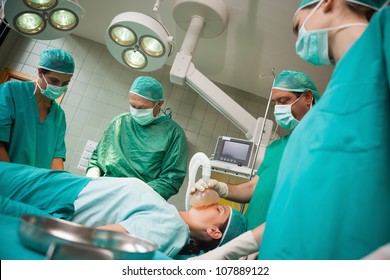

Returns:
39,49,75,74
129,76,164,102
272,70,320,101
296,0,386,15
219,208,247,246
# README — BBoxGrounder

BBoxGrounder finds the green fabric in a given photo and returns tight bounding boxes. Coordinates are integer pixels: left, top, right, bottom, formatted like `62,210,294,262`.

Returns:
0,81,66,168
0,162,89,220
39,48,75,74
130,76,164,101
273,70,320,101
244,135,290,230
260,7,390,260
88,112,188,200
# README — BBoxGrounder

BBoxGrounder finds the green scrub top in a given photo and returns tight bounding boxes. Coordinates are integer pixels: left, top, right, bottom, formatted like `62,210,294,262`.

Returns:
0,81,66,168
244,135,290,230
87,112,188,200
260,7,390,260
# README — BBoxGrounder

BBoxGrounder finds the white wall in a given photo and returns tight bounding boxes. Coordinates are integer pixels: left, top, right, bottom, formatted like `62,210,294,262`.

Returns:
1,33,271,210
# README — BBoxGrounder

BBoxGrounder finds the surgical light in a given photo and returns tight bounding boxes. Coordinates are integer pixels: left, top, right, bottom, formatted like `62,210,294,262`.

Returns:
3,0,85,40
105,11,173,72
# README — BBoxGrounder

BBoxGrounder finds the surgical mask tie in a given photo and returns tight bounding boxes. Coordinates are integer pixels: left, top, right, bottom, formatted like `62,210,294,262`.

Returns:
38,74,68,100
274,94,303,130
130,102,158,126
295,0,367,65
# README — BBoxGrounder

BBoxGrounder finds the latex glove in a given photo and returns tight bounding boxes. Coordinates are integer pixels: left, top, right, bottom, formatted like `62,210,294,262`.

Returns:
86,167,101,178
188,230,258,260
363,243,390,260
191,178,229,198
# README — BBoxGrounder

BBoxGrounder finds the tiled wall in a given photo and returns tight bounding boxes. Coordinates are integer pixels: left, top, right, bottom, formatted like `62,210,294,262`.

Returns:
1,33,272,210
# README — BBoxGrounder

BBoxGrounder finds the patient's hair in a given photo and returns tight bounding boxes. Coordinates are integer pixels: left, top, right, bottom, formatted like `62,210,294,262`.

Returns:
178,217,229,256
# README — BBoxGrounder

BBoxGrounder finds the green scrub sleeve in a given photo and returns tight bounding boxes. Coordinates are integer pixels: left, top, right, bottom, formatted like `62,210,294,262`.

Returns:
147,128,188,200
0,83,15,143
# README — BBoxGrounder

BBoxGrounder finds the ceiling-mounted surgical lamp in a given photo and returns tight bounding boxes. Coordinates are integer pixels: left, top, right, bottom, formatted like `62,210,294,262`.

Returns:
105,1,174,72
2,0,85,40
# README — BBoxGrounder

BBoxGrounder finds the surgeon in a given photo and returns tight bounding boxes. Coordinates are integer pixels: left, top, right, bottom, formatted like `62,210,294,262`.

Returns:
0,48,75,170
86,76,188,200
0,162,246,258
193,70,319,230
259,0,390,260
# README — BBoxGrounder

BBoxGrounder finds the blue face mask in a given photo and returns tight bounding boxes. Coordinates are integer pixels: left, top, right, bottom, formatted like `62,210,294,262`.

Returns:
295,0,367,65
38,74,68,100
130,103,157,126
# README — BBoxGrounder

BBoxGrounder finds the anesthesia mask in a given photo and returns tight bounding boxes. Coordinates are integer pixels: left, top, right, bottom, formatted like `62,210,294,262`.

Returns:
189,189,221,208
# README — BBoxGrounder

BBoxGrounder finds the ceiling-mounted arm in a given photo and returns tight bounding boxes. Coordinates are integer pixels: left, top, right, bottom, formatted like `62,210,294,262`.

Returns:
170,3,259,139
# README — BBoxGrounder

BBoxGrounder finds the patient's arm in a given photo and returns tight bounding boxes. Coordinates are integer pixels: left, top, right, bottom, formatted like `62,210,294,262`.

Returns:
97,224,128,233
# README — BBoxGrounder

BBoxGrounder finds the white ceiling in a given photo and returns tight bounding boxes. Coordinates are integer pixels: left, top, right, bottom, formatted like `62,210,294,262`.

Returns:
74,0,334,99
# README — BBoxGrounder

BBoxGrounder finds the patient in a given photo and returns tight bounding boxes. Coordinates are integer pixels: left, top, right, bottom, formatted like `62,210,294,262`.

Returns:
0,162,247,258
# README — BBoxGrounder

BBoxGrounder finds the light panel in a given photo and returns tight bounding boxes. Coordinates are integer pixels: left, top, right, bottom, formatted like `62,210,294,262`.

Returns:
24,0,57,10
105,12,172,72
14,11,46,34
4,0,85,40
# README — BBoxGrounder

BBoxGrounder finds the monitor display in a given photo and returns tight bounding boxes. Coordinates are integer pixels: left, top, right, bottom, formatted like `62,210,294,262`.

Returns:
213,136,254,167
221,141,250,161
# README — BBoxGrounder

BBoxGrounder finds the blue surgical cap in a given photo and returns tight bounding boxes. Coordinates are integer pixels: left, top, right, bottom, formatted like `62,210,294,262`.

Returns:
273,70,320,101
129,76,164,102
219,207,247,246
39,49,75,74
296,0,387,16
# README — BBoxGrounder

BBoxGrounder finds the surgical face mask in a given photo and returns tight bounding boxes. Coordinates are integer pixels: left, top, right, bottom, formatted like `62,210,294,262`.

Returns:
38,74,68,100
295,0,367,65
274,94,303,130
130,103,157,126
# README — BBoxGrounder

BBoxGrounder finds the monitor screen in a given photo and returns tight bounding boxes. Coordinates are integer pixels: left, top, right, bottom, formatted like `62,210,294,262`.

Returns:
221,141,250,161
214,136,254,167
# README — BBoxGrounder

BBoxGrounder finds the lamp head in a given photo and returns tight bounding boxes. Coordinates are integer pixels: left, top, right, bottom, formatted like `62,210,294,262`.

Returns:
4,0,85,40
105,12,173,72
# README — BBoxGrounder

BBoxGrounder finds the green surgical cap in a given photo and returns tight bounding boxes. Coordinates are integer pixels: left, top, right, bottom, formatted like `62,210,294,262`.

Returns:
219,208,247,246
129,76,164,102
39,49,75,74
296,0,386,15
273,70,320,101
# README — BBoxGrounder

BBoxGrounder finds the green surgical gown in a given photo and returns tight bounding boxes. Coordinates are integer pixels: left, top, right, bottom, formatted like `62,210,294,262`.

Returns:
260,7,390,260
0,81,66,168
244,135,290,230
87,112,188,200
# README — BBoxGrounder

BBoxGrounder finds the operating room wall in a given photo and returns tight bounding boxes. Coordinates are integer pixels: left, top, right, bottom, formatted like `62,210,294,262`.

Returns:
1,33,271,210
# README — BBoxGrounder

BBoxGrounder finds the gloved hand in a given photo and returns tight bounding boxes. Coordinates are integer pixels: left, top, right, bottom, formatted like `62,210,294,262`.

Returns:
191,178,229,198
86,167,101,178
188,230,258,260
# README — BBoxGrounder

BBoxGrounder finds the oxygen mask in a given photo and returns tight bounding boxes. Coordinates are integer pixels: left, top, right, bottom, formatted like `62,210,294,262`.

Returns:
189,188,220,208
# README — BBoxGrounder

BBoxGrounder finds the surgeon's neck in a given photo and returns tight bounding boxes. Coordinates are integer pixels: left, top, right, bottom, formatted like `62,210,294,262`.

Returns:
329,24,367,63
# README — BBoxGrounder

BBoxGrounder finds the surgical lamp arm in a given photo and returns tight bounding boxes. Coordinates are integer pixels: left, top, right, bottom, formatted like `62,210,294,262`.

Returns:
170,14,266,141
187,63,257,139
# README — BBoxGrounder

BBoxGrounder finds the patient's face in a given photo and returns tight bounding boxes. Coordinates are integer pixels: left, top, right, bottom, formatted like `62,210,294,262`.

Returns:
189,204,230,227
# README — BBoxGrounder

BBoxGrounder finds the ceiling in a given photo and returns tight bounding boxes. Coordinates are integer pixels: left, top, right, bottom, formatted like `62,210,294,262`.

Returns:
74,0,334,99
